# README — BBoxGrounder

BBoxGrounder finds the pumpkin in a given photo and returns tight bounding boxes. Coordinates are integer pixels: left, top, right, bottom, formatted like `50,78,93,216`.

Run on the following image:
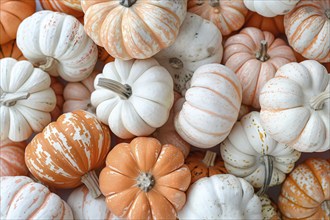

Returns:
154,12,222,95
40,0,83,18
243,0,299,17
50,77,64,121
0,58,56,142
185,150,227,184
91,58,174,139
178,174,262,219
223,27,296,109
98,46,115,64
0,176,73,219
260,195,281,220
260,60,329,152
0,0,36,44
62,0,83,11
99,137,191,219
81,0,187,60
0,40,25,60
25,110,111,198
278,158,330,220
187,0,248,36
238,104,252,120
220,111,301,194
284,0,330,63
63,71,97,113
174,63,242,148
16,10,98,82
152,92,191,158
244,12,285,37
0,139,28,177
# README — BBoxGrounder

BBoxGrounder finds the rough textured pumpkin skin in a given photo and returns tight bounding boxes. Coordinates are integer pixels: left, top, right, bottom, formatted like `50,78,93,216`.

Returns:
99,137,191,219
260,195,281,220
0,40,25,60
40,0,83,18
0,0,36,44
25,110,111,189
0,139,28,177
278,158,330,220
50,77,64,121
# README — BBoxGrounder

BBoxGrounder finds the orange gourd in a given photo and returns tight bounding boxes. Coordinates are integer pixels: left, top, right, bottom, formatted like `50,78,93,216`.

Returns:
185,150,227,184
25,110,111,198
98,46,115,64
278,158,330,220
99,137,191,219
40,0,83,18
50,77,64,121
0,40,25,60
0,139,28,177
0,0,36,44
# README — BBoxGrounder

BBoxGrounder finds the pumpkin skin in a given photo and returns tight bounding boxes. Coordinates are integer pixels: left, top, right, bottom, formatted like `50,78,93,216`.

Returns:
91,58,174,139
260,60,329,152
185,150,227,184
17,10,98,82
40,0,83,18
284,0,330,63
0,40,25,60
278,158,330,220
62,0,83,11
25,110,111,196
155,12,223,95
98,46,115,64
220,111,301,190
243,0,299,17
63,71,97,113
0,0,36,45
178,174,262,219
223,27,296,109
187,0,248,36
0,139,28,177
0,176,73,219
174,63,242,148
0,58,56,142
50,77,64,121
99,137,191,219
82,0,187,60
260,195,281,220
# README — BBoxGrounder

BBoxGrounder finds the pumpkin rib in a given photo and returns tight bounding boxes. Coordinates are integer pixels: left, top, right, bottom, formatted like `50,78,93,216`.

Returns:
291,15,323,46
279,195,319,219
5,182,31,216
301,19,328,56
26,191,52,219
208,71,242,100
303,161,328,198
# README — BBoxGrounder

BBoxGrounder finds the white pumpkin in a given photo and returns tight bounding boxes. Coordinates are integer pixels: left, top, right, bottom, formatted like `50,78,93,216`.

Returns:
17,10,98,82
178,174,262,219
259,195,281,220
174,63,242,148
220,111,301,192
91,58,174,139
260,60,329,152
0,58,56,142
0,176,73,219
154,12,223,95
243,0,300,17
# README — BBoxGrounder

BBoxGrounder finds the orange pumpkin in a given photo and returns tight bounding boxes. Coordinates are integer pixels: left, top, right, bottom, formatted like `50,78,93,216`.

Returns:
0,0,36,44
0,40,25,60
40,0,84,18
25,110,111,198
99,137,191,219
98,46,115,64
62,0,82,11
188,0,248,36
278,158,330,220
0,139,28,177
186,150,227,184
50,77,64,121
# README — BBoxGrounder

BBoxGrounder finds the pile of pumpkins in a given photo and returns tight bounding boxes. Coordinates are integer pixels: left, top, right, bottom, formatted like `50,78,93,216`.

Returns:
0,0,329,219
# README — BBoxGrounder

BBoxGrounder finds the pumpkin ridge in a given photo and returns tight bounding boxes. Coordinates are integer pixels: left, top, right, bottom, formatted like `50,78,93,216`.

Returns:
305,159,328,199
5,182,32,216
145,1,181,27
26,191,52,219
0,158,15,175
279,194,319,219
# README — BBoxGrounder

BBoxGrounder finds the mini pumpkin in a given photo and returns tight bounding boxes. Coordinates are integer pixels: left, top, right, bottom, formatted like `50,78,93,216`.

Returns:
25,110,111,198
98,46,115,64
0,40,25,60
91,58,174,139
260,195,281,220
17,10,98,82
50,77,64,121
188,0,248,36
260,60,329,152
0,58,56,142
185,150,227,184
0,176,73,219
82,0,187,60
40,0,83,18
0,139,28,177
223,27,296,109
99,137,191,219
243,0,300,17
278,158,330,220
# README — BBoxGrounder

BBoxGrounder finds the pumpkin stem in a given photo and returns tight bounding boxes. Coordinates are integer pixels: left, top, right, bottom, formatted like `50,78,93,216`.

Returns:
325,9,330,19
0,92,30,107
136,172,155,192
81,170,102,198
256,40,270,62
202,151,217,167
38,57,58,74
257,155,273,196
120,0,137,7
209,0,220,7
97,77,132,100
310,87,330,110
169,57,184,69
